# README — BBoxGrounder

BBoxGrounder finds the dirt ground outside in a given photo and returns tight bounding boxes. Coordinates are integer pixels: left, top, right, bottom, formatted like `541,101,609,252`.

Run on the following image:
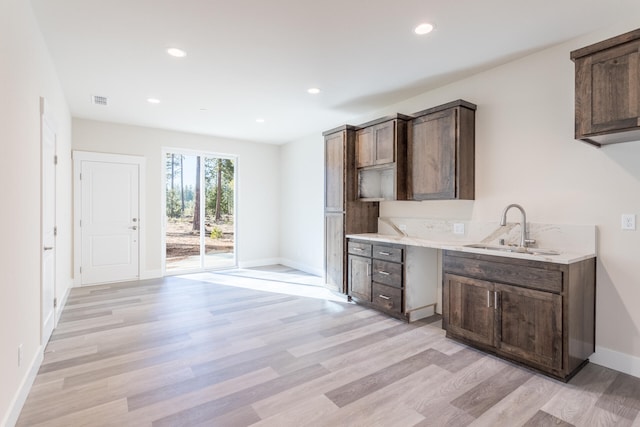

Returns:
165,218,234,262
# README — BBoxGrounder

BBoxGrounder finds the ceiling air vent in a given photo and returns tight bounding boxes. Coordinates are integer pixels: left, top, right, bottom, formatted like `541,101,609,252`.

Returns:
92,95,108,106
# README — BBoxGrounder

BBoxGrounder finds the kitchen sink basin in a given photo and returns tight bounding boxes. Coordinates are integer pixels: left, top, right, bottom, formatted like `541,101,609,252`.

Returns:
464,243,560,256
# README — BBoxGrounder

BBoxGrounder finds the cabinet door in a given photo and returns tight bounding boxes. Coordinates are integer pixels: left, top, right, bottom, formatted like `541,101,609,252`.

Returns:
576,40,640,137
355,127,374,168
495,283,563,372
374,121,396,165
348,255,371,301
325,213,345,293
444,273,495,347
325,132,345,211
409,108,457,200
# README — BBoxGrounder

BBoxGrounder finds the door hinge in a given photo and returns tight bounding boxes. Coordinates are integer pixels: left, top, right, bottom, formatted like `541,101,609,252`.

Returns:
80,267,82,274
53,298,57,308
54,155,58,165
79,220,82,227
54,226,57,237
79,172,82,180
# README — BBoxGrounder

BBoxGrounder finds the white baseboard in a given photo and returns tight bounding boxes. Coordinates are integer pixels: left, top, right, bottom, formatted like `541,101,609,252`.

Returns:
590,345,640,378
2,346,44,427
55,284,72,324
72,270,163,288
278,259,323,277
140,269,163,280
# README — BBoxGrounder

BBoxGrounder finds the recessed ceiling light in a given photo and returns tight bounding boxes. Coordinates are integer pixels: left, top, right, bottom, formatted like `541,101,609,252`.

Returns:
147,98,161,104
307,88,321,95
166,48,187,58
414,23,434,35
256,118,265,123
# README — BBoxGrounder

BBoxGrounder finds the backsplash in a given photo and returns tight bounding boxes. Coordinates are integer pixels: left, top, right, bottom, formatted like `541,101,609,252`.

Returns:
378,217,597,254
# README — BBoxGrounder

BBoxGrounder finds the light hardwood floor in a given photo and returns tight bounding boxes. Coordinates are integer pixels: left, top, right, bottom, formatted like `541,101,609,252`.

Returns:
16,268,640,426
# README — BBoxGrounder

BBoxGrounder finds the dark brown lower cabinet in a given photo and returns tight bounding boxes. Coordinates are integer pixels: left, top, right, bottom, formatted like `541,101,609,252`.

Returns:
446,274,495,347
347,239,405,320
443,250,595,382
496,282,562,372
348,255,371,302
324,213,345,292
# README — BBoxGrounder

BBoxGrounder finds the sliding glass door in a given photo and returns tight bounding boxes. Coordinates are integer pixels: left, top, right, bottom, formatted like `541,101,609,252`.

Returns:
164,151,236,273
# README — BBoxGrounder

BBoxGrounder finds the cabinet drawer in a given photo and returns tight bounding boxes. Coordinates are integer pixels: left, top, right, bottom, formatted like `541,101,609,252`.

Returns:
443,253,563,294
372,282,402,314
372,259,402,287
348,241,372,257
373,245,403,263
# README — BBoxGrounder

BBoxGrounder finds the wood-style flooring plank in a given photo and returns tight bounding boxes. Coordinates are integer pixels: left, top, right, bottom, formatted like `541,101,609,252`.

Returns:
127,350,297,410
151,364,330,427
470,374,563,426
124,367,280,426
16,269,640,427
325,348,447,407
250,394,338,427
522,410,575,427
596,371,640,420
251,326,444,419
409,355,508,416
27,399,130,427
450,362,533,417
541,361,620,425
319,323,445,372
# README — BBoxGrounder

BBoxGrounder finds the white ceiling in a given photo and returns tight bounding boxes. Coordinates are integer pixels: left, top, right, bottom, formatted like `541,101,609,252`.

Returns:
30,0,640,144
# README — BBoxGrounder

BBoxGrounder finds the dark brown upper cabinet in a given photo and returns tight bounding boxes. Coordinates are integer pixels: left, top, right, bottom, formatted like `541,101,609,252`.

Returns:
356,118,407,167
408,100,476,200
355,114,410,201
571,28,640,147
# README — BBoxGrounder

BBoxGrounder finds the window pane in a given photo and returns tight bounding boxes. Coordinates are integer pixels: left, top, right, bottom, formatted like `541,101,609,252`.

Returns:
165,154,202,272
204,157,235,269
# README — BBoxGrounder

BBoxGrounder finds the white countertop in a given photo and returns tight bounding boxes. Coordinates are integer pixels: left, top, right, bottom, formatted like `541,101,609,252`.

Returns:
346,233,596,264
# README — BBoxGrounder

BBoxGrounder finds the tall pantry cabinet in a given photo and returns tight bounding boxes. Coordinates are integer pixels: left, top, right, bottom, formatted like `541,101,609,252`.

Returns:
323,125,379,293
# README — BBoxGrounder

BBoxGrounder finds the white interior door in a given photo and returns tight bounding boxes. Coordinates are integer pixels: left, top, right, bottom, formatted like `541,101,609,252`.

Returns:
80,160,140,285
41,98,56,345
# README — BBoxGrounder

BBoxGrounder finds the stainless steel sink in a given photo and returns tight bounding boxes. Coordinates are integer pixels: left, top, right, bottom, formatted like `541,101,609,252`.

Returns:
464,243,560,256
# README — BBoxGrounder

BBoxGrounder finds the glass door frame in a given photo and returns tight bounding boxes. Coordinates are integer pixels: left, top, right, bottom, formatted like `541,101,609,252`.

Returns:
161,147,238,275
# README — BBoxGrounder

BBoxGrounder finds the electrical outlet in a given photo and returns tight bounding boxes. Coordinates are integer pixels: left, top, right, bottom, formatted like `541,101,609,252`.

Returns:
622,214,636,231
18,344,22,367
453,223,465,235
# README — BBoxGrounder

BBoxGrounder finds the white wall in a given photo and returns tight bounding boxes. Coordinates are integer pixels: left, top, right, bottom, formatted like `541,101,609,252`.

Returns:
0,0,72,424
280,19,640,376
72,119,281,276
278,133,324,275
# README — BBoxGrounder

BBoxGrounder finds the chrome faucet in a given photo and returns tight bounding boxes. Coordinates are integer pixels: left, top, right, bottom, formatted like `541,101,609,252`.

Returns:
499,204,534,248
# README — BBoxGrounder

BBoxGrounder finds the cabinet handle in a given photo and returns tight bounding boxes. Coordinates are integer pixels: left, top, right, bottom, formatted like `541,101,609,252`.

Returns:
495,291,498,309
378,270,390,276
378,251,391,256
367,262,371,277
378,295,391,300
353,247,363,252
487,290,491,308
